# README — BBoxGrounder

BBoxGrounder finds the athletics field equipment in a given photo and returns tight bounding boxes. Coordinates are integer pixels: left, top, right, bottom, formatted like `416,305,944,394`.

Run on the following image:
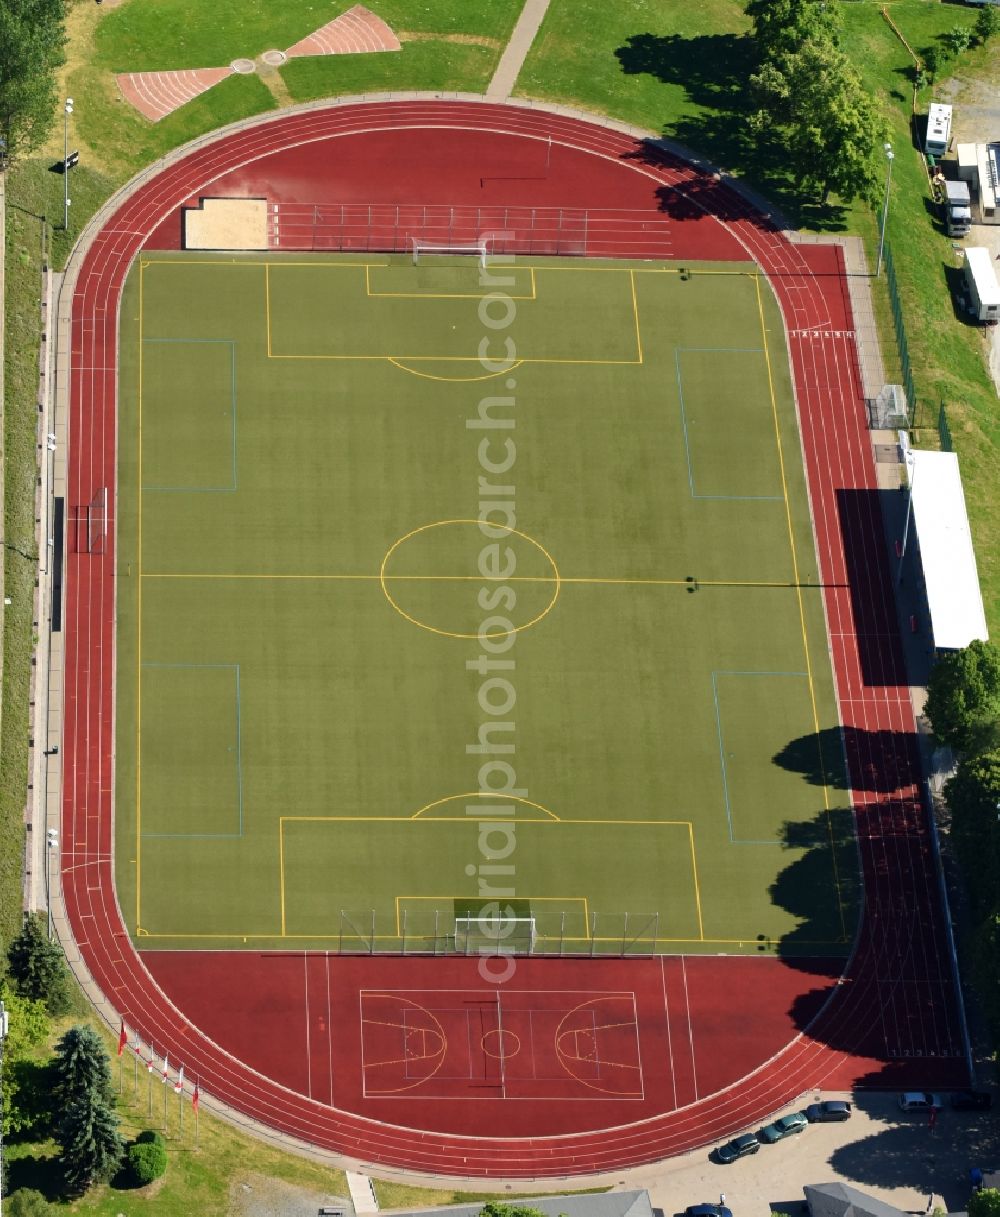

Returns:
55,100,968,1176
114,249,852,959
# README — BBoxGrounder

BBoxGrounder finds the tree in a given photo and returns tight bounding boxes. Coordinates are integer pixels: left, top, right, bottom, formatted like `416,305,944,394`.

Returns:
750,38,886,202
52,1025,114,1108
127,1139,168,1185
943,24,973,57
925,640,1000,753
745,0,840,57
0,983,51,1136
7,914,72,1015
5,1191,56,1217
975,4,1000,44
0,0,68,163
57,1092,124,1194
944,747,1000,914
970,1189,1000,1217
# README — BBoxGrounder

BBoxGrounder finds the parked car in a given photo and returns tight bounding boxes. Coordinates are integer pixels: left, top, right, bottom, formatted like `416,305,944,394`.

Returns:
686,1205,733,1217
950,1091,992,1111
714,1133,760,1164
759,1112,809,1143
805,1100,852,1122
898,1092,943,1112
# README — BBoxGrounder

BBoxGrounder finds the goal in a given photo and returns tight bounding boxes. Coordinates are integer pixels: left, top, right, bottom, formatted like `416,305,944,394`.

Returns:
411,236,490,268
85,487,109,554
454,914,536,956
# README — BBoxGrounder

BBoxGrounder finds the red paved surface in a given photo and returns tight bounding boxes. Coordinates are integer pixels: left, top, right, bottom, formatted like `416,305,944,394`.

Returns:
116,68,233,123
140,953,839,1136
62,101,966,1176
285,5,400,58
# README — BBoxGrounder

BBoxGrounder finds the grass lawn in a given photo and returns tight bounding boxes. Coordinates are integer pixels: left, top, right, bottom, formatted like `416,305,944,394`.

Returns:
93,0,522,71
282,40,498,102
4,1001,348,1216
517,0,1000,628
112,252,854,958
372,1181,608,1208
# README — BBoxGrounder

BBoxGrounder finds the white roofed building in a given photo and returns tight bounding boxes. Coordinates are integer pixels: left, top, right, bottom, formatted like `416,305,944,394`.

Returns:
907,449,988,651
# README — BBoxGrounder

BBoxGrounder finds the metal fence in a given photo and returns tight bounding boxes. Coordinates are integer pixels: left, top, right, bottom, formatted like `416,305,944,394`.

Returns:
883,243,917,420
267,201,676,260
333,908,665,957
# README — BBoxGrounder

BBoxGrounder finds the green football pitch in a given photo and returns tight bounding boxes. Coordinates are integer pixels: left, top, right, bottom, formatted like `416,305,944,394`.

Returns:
114,251,858,956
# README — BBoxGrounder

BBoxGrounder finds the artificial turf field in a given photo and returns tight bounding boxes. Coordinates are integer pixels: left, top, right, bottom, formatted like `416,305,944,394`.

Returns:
114,251,858,957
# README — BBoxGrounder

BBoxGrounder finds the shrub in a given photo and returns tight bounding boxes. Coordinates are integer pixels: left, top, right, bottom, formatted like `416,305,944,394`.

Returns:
127,1140,167,1186
135,1129,165,1148
5,1191,55,1217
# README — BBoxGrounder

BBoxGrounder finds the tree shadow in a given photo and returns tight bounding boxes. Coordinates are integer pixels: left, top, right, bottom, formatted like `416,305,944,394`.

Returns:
5,1148,65,1201
827,1112,996,1207
773,725,918,793
769,806,863,969
614,31,753,103
614,31,849,231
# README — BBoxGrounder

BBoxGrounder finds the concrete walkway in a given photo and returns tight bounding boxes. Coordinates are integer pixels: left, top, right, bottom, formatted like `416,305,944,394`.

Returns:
487,0,550,99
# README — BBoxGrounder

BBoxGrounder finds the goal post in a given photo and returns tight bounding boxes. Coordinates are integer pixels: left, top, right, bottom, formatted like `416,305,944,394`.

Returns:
86,487,109,554
454,914,535,956
410,236,490,268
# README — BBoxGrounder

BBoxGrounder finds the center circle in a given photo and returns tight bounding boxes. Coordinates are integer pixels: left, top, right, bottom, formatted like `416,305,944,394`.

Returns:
481,1028,521,1060
379,519,561,640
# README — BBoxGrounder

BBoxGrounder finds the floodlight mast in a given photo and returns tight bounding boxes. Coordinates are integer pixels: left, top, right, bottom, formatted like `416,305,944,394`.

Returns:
63,97,74,230
876,142,894,278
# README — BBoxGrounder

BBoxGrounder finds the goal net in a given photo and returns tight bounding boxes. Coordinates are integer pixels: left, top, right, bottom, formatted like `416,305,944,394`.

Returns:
411,236,490,267
86,487,109,554
454,915,535,956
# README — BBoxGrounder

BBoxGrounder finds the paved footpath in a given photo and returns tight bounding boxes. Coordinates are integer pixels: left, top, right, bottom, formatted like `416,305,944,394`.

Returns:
487,0,550,99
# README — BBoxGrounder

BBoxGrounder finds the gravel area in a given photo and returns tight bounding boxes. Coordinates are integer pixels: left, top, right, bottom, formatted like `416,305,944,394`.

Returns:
231,1171,353,1217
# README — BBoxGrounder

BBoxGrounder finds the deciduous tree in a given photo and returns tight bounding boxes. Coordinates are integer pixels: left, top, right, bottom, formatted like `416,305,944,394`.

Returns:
0,984,50,1136
745,0,839,56
750,38,885,202
0,0,67,163
970,1189,1000,1217
925,640,1000,753
975,4,1000,45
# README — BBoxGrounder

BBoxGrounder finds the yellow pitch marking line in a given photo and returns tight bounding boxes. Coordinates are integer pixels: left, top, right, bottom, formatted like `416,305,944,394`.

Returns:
131,930,848,945
630,269,643,364
278,814,704,944
386,358,524,383
139,572,804,588
754,274,846,940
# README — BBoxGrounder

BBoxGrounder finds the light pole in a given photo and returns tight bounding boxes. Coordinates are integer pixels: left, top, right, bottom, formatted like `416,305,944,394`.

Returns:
876,141,894,278
46,827,59,939
63,97,74,230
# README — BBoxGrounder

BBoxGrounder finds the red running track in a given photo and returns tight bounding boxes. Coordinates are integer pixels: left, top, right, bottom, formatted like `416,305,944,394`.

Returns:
60,100,965,1177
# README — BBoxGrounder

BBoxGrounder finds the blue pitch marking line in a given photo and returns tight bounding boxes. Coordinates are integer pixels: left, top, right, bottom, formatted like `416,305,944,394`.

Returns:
140,662,244,839
674,347,784,502
141,339,238,493
711,669,807,846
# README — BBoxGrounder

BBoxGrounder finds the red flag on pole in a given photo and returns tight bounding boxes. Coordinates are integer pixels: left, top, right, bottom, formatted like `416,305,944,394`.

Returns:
192,1081,200,1112
117,1019,128,1057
